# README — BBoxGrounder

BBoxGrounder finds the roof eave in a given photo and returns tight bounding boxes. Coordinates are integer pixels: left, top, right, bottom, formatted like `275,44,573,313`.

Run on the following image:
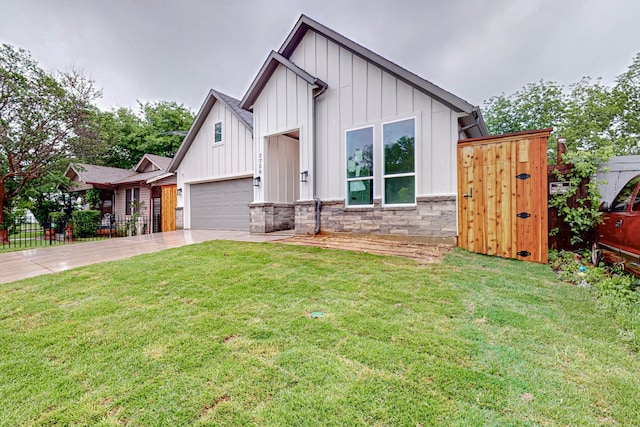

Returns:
133,154,156,173
279,14,478,114
210,89,254,130
146,172,175,184
169,89,252,172
240,51,327,111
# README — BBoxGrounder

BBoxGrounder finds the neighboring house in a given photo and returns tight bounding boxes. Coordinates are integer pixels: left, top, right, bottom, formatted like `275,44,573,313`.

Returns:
168,90,254,230
238,15,487,240
65,153,177,233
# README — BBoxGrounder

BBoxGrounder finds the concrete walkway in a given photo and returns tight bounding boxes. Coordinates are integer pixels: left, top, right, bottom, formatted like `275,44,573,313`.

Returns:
0,230,293,284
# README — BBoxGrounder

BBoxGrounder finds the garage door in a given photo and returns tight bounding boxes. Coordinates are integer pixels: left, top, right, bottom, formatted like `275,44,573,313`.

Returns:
190,178,252,230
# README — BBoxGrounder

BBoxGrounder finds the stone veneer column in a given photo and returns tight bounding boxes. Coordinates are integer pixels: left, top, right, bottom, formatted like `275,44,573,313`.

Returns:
294,200,317,235
249,202,274,233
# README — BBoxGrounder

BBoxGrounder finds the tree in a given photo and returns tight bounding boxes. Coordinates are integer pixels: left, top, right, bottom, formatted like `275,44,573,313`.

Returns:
483,80,567,137
483,54,640,157
0,44,99,242
562,78,619,153
97,101,194,169
612,52,640,155
481,67,632,247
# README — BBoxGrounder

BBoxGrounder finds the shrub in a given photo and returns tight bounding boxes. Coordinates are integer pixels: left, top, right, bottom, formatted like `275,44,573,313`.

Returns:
72,210,100,238
49,211,67,233
548,146,613,247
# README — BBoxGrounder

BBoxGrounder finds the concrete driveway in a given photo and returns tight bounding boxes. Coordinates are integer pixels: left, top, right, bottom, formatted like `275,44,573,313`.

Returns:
0,230,292,284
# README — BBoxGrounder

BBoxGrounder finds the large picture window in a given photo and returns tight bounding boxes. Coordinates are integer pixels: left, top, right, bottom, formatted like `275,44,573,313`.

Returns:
383,118,415,204
346,126,374,206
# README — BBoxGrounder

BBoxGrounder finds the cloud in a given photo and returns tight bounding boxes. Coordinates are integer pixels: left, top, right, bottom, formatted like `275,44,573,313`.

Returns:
2,0,640,112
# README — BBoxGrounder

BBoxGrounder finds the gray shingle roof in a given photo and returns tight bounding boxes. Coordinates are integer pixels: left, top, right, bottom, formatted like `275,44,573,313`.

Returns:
67,154,175,188
143,153,172,171
68,163,134,185
213,90,253,129
112,170,167,184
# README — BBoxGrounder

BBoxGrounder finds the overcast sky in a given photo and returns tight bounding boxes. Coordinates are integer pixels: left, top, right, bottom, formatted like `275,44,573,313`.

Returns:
2,0,640,114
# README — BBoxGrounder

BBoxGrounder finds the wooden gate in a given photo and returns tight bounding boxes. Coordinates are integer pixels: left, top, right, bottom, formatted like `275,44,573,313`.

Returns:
161,185,177,232
457,129,551,264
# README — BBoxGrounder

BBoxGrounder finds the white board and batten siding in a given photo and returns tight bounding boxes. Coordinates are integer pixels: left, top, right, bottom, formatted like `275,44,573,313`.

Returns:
252,64,314,202
176,99,254,229
252,29,464,204
265,134,300,203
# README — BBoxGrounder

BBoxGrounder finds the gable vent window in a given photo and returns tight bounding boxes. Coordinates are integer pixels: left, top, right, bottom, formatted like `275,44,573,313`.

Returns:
214,122,223,143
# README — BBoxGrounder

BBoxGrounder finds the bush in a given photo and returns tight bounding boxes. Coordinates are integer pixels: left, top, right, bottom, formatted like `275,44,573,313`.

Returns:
593,273,640,349
72,210,100,238
49,211,67,233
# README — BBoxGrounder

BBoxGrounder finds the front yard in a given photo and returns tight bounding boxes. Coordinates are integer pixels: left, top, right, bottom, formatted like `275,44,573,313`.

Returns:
0,241,638,425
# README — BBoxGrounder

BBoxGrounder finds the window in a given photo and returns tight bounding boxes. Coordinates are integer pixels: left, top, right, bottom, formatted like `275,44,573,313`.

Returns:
125,188,140,215
383,118,415,204
612,175,640,212
346,126,374,206
214,121,222,143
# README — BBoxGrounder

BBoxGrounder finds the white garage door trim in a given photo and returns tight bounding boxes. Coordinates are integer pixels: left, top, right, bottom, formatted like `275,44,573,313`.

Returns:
190,178,253,230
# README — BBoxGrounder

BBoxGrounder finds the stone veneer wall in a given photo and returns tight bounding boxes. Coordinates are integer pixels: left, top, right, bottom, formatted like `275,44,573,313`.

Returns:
294,196,457,239
249,202,295,233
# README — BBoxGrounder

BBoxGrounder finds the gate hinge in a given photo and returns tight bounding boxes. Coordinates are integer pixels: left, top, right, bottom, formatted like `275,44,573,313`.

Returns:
517,250,531,257
516,173,531,180
517,212,531,219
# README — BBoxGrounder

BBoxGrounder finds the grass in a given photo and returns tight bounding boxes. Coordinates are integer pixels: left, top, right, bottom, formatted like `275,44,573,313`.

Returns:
1,241,639,426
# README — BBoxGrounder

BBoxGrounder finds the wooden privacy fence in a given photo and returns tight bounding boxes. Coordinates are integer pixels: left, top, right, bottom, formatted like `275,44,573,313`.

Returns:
457,129,552,264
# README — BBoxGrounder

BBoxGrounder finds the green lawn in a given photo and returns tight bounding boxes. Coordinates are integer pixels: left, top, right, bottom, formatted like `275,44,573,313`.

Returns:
1,241,638,426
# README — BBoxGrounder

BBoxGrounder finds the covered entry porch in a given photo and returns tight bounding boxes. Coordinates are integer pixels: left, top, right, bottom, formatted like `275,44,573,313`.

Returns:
250,130,305,233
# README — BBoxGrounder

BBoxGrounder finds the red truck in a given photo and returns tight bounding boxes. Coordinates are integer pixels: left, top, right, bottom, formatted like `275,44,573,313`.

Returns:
592,174,640,276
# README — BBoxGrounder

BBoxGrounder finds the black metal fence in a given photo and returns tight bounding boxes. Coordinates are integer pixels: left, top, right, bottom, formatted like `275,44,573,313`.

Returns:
0,213,149,251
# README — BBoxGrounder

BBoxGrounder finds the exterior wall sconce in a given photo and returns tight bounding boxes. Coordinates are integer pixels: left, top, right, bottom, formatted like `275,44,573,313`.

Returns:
177,188,183,196
253,176,261,186
300,170,309,182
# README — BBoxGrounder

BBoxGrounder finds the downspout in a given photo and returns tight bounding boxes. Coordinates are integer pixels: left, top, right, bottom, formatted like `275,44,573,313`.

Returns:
312,80,328,235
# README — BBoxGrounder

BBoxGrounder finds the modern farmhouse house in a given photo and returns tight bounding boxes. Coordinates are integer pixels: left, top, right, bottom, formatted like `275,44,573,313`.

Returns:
171,15,488,242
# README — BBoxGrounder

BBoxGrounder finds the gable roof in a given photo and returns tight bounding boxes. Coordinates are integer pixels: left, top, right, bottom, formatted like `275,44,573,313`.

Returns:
168,89,253,172
111,169,168,185
240,51,328,110
66,154,175,189
241,14,487,137
65,163,134,187
133,153,173,173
